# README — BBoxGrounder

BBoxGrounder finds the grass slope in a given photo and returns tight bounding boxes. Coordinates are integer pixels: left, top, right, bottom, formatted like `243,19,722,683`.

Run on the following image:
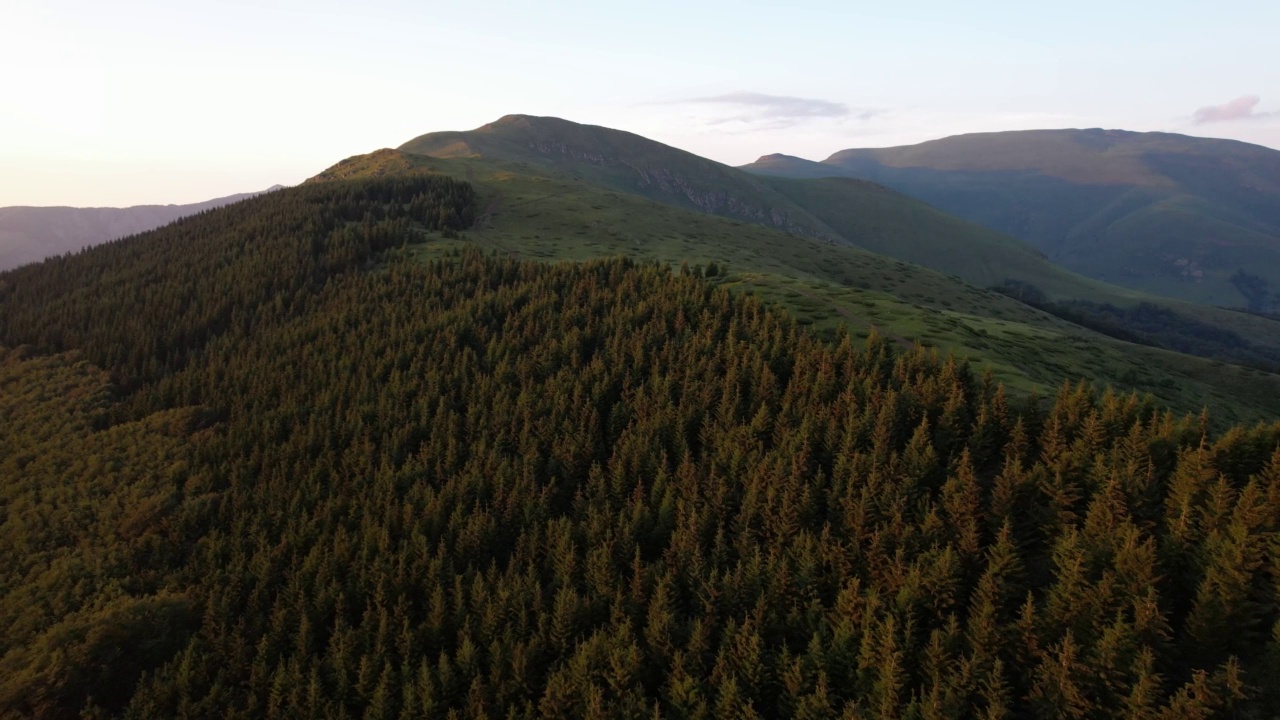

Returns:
312,149,1280,426
744,129,1280,309
399,115,841,240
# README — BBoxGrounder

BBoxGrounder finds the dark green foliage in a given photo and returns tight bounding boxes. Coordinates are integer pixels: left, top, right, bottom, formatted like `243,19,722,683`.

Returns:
2,175,1280,719
0,349,204,719
0,173,474,389
992,281,1280,372
1231,271,1280,316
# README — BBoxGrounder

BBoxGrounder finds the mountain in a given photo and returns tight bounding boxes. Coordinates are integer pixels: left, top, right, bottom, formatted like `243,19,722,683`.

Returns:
399,116,1135,300
0,186,284,271
742,129,1280,310
391,116,1280,381
3,155,1280,718
303,144,1280,426
400,114,842,239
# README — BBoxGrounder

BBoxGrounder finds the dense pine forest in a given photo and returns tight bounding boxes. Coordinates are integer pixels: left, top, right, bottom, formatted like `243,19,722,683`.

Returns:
2,175,1279,719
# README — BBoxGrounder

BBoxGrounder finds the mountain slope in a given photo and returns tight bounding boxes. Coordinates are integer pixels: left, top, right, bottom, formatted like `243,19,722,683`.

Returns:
3,170,1280,718
392,117,1280,374
308,148,1280,426
400,114,840,239
743,129,1280,309
0,187,283,271
398,116,1154,303
756,175,1091,293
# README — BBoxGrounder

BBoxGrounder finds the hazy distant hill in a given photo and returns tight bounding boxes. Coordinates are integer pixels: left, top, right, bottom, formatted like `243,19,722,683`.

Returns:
742,129,1280,310
0,187,284,271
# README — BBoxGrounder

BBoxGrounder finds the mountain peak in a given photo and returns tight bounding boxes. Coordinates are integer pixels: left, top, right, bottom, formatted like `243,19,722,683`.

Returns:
481,113,568,131
753,153,805,163
401,114,640,162
396,115,843,240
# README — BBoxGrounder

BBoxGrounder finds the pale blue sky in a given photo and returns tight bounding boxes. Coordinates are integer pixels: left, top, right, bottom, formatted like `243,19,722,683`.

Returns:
3,0,1277,206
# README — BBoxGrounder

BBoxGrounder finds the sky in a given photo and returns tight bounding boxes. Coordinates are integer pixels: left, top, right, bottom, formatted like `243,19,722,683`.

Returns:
2,0,1278,207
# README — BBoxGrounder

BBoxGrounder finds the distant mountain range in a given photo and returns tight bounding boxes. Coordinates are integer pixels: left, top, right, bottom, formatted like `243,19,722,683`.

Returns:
0,187,284,271
741,129,1280,311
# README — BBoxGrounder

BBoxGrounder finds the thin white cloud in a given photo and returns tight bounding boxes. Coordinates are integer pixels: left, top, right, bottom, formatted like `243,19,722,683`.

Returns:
1192,95,1275,124
689,92,849,118
669,92,880,130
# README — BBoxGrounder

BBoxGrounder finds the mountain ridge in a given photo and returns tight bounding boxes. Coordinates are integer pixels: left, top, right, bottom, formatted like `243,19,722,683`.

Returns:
395,115,1133,301
742,128,1280,308
374,115,1280,372
400,114,841,240
301,140,1280,425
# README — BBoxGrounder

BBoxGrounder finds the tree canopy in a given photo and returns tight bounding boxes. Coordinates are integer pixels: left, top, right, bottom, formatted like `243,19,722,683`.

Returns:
1,175,1278,719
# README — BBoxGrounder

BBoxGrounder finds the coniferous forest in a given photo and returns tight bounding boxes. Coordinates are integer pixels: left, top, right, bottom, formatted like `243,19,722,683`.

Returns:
2,175,1280,719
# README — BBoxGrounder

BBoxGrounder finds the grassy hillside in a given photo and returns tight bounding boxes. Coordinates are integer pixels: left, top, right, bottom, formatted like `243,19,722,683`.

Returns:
397,116,1129,301
399,115,841,240
757,175,1094,294
744,129,1280,309
310,148,1280,427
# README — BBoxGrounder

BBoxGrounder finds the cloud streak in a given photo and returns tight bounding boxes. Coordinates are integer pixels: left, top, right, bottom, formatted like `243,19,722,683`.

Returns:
688,92,850,118
1192,95,1274,124
671,92,879,130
